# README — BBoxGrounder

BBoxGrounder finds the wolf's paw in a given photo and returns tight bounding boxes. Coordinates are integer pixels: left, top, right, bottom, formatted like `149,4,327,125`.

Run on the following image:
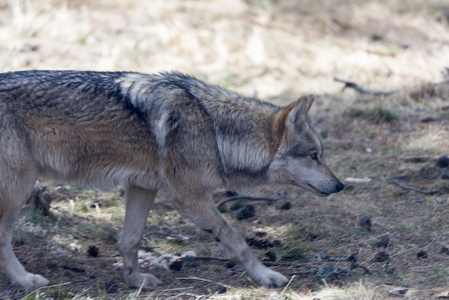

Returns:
126,272,162,288
252,265,289,288
19,273,50,290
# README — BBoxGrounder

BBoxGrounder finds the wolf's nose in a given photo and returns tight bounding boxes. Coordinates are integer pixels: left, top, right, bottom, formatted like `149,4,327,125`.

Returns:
335,181,344,192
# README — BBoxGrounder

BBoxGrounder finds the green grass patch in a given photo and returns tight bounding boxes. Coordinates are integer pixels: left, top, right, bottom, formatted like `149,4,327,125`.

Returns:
281,247,307,261
19,207,56,228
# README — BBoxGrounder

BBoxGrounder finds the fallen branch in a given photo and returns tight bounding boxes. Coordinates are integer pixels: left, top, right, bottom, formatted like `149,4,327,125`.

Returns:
216,190,287,208
320,249,359,262
288,250,371,280
385,180,443,195
334,77,399,95
348,262,371,274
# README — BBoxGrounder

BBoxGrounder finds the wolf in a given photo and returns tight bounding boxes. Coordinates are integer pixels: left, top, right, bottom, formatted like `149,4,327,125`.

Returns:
0,70,343,290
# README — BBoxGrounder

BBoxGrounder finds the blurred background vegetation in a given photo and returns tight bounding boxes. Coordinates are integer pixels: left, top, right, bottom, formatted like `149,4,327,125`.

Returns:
1,0,448,102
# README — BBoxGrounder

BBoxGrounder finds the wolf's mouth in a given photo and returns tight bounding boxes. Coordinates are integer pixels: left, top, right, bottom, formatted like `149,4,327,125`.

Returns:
307,183,330,196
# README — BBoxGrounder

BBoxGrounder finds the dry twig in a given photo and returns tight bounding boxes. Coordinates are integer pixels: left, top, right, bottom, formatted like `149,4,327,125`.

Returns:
288,250,371,280
320,249,359,262
334,77,399,95
216,190,287,208
385,180,443,195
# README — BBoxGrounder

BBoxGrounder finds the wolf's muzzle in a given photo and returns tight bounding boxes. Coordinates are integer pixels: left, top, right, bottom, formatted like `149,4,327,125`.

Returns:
334,181,344,193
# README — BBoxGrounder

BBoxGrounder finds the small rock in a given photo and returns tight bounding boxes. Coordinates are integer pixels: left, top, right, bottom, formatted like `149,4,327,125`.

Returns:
236,204,256,220
437,155,449,168
105,280,118,293
388,289,408,296
417,250,428,259
359,215,372,231
70,242,81,252
87,245,99,257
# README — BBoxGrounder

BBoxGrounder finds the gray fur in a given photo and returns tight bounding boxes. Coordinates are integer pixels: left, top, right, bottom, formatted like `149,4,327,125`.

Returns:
0,71,343,289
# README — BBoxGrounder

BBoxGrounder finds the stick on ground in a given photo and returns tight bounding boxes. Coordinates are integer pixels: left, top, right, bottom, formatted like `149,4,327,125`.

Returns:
385,180,443,195
334,77,399,95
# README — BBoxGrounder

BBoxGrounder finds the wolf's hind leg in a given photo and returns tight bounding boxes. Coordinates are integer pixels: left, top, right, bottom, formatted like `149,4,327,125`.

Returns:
173,195,289,287
0,165,49,290
119,186,160,287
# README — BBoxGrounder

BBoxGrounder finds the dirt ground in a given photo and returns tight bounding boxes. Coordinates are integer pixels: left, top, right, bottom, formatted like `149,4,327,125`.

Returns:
1,0,449,299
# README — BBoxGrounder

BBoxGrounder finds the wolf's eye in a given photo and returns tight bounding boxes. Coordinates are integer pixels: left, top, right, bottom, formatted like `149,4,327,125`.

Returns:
310,153,318,160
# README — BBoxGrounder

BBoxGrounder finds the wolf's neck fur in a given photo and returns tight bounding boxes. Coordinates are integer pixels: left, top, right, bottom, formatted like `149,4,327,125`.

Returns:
118,72,282,186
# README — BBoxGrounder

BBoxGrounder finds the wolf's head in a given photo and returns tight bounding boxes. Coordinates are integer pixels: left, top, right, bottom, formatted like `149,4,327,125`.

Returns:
268,95,344,196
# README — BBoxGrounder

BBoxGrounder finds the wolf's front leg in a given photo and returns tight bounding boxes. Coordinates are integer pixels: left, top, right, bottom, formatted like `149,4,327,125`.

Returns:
119,186,161,287
173,195,289,287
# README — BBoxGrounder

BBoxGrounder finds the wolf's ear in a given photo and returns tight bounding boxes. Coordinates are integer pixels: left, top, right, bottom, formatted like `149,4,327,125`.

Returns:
287,94,315,125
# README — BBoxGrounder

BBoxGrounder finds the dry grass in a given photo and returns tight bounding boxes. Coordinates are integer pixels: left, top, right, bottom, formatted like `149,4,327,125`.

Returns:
1,0,449,299
1,0,448,100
